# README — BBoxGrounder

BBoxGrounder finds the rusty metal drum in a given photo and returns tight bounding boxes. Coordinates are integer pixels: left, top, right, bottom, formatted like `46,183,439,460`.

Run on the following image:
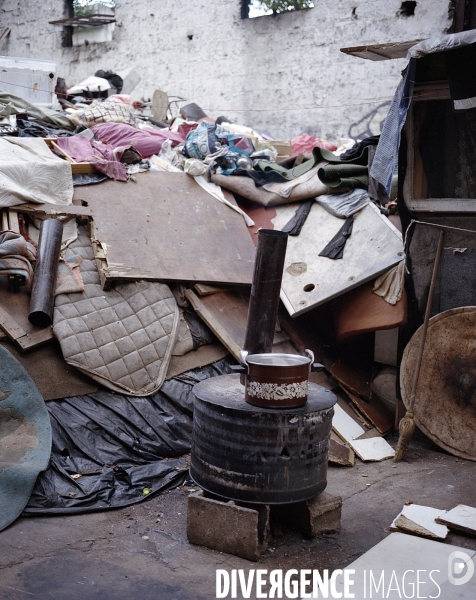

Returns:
190,374,336,504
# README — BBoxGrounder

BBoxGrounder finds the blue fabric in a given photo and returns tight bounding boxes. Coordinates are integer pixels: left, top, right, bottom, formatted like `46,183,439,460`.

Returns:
183,121,217,159
370,59,416,195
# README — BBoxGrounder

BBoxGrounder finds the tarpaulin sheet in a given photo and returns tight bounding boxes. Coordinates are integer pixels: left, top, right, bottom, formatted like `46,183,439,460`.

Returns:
23,359,232,515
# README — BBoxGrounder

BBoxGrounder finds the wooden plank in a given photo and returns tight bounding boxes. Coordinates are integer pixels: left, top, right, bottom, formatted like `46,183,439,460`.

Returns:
185,290,243,361
16,327,55,351
74,172,255,288
1,210,8,232
340,39,423,61
194,283,233,296
331,356,373,400
342,386,395,435
274,202,404,317
9,203,93,217
0,305,27,341
8,210,20,234
185,289,294,361
406,199,476,213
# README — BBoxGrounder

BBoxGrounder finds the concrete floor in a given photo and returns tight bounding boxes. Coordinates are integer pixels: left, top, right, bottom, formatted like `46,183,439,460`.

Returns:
1,432,475,600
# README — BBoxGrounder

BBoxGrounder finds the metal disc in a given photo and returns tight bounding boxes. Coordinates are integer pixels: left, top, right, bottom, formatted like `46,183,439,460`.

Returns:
400,307,476,461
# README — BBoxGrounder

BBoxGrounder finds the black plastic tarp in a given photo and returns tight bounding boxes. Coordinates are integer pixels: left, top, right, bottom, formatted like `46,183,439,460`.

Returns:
23,359,232,515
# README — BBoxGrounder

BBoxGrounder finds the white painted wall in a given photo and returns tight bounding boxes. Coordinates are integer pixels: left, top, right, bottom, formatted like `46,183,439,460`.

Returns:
0,0,451,140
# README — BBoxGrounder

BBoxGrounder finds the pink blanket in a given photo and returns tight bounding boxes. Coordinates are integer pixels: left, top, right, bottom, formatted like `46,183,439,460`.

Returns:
54,137,128,181
91,122,184,158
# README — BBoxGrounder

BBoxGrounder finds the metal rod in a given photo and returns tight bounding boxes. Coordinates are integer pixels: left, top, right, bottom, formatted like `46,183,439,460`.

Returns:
243,229,288,355
29,219,63,328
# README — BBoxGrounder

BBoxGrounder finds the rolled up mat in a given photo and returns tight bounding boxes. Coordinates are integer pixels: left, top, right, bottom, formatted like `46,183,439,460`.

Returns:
29,219,63,328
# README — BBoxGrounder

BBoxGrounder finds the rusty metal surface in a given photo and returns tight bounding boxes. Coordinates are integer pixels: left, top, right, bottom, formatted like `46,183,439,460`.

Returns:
400,307,476,461
190,374,336,504
28,219,63,328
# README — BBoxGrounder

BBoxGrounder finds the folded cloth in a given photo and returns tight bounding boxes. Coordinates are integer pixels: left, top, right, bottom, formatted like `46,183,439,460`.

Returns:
54,137,128,182
0,230,36,289
317,163,369,189
0,137,73,207
316,188,369,218
91,122,184,158
373,260,405,305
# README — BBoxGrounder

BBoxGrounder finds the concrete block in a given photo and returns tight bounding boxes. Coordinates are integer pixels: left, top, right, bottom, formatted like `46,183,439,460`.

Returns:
277,491,343,537
186,490,268,561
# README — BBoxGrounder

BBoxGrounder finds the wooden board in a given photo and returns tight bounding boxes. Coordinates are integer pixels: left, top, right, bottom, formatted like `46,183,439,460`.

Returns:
400,307,476,461
0,277,54,352
329,431,355,467
331,355,373,400
273,202,404,317
185,289,295,361
334,280,407,341
74,172,255,289
343,386,395,435
340,39,423,61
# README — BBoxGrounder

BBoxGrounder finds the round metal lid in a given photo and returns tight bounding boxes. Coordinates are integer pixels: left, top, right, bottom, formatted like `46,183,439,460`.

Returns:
193,374,336,413
245,352,311,367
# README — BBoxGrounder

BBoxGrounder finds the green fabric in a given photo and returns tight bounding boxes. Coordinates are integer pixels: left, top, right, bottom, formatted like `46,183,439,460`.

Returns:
257,145,371,182
0,92,74,129
318,163,369,189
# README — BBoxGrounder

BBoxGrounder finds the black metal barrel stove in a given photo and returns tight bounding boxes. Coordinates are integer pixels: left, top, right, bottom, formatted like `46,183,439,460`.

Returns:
190,230,336,504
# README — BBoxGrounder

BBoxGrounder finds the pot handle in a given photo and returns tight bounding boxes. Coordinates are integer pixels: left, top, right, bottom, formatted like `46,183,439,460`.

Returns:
232,350,249,375
305,349,325,373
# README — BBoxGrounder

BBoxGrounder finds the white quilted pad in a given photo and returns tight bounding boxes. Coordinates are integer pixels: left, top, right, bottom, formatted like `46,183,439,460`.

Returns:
54,227,179,396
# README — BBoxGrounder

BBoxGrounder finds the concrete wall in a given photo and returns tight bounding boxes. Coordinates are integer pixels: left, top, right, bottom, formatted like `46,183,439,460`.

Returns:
0,0,451,140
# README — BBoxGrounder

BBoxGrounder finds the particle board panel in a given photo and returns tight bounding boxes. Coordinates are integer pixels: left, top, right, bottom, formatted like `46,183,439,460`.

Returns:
273,202,404,317
73,172,255,288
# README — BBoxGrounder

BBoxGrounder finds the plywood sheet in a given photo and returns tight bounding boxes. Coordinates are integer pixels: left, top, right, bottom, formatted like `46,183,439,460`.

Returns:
273,202,404,317
335,280,407,341
74,172,255,288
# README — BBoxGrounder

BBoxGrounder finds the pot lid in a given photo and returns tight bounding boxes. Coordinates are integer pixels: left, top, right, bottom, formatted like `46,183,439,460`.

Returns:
245,353,311,367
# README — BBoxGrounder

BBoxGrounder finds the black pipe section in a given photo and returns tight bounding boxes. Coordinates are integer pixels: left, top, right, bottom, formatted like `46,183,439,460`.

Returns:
29,219,63,328
243,229,288,356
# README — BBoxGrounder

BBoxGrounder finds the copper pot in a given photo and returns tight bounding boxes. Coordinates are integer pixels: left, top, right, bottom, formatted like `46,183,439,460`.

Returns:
235,349,324,409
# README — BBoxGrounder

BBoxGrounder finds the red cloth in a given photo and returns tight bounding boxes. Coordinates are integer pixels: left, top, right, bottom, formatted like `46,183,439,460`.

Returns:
91,122,184,158
291,133,337,155
54,137,128,182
